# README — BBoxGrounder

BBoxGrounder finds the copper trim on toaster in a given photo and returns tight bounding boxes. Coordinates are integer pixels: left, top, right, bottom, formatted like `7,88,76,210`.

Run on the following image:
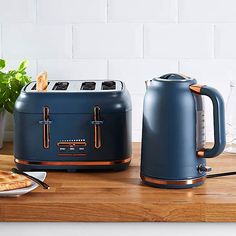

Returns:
94,106,102,149
43,106,50,149
15,157,131,166
141,175,206,186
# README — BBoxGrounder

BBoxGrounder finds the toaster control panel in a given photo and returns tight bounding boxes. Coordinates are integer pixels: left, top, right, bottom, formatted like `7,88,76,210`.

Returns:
57,139,87,156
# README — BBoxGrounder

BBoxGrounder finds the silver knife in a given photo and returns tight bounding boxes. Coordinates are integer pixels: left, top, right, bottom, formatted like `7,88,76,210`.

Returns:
11,168,50,190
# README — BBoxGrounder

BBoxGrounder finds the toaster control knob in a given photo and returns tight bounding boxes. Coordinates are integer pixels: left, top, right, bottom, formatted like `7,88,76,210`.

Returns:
198,164,212,173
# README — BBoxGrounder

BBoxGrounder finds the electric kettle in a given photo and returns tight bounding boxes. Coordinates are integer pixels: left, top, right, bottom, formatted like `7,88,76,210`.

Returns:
141,73,226,188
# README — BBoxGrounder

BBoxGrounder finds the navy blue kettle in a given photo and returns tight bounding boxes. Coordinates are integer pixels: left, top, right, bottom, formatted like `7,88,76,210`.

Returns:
141,73,226,188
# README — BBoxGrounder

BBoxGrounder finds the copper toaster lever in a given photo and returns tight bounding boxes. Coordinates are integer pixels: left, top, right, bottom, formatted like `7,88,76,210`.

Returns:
39,106,52,149
92,106,103,149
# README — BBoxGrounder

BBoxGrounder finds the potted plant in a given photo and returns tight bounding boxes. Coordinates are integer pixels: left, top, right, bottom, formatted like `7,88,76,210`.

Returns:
0,59,31,149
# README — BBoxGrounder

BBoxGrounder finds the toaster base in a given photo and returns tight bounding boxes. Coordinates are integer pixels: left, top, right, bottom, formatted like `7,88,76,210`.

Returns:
141,175,206,189
14,157,131,172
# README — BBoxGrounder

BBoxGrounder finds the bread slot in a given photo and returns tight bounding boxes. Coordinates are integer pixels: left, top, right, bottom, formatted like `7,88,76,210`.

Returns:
81,82,96,90
102,81,116,90
31,82,50,90
52,82,69,90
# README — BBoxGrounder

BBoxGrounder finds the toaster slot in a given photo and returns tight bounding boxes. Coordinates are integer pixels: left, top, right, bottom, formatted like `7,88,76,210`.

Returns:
31,82,50,90
81,82,96,90
102,81,116,90
52,82,69,90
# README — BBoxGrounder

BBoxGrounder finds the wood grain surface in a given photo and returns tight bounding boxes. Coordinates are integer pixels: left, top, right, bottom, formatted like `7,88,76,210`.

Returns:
1,142,236,222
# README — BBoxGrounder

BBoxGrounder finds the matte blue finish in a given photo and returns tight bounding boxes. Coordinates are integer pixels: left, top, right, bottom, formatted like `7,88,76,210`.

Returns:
200,86,226,158
14,81,132,171
141,74,226,188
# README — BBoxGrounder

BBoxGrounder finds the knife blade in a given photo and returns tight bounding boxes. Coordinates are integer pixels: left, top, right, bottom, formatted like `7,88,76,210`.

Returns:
11,168,50,190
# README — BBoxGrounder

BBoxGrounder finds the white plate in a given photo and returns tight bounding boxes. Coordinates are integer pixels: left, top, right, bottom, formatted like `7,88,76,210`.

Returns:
0,172,47,197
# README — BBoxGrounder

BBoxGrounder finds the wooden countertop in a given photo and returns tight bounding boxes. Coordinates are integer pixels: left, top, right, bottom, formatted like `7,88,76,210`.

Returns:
1,142,236,222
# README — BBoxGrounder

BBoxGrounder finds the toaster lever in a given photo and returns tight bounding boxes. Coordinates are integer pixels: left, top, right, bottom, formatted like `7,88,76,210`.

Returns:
39,107,52,149
92,106,103,149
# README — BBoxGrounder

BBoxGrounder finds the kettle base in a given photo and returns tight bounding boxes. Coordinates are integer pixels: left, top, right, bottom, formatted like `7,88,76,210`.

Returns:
141,175,206,189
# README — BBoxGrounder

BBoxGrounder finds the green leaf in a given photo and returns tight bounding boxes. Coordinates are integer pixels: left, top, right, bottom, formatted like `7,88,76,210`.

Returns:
0,58,31,114
18,60,29,71
0,71,5,80
4,100,14,113
0,59,6,70
15,72,22,81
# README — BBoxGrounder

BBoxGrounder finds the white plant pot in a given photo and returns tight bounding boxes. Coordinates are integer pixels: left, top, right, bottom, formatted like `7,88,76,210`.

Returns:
0,110,6,149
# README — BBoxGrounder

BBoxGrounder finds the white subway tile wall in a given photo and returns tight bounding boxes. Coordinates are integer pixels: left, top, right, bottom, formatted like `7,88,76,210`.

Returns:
0,0,235,141
2,24,72,59
73,24,143,58
108,0,177,22
38,60,107,80
179,0,236,22
37,0,107,23
108,59,178,94
144,24,214,59
215,24,236,58
0,0,36,23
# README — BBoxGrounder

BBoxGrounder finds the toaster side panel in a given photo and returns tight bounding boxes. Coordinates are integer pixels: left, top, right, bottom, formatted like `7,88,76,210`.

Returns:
14,111,132,171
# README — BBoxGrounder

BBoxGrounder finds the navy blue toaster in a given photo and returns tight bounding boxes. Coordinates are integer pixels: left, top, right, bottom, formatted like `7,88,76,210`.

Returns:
14,80,132,171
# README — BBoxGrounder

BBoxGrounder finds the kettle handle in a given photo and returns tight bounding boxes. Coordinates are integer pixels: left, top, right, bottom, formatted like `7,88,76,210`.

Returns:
190,84,226,158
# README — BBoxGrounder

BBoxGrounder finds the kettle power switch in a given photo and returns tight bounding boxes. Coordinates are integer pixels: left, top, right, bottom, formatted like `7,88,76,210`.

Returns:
198,164,212,174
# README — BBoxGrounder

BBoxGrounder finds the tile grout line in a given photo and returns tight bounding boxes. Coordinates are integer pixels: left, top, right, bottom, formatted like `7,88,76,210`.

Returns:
71,25,74,59
36,59,39,76
35,0,38,24
142,24,144,59
213,24,216,59
176,0,179,23
107,60,109,80
106,0,108,24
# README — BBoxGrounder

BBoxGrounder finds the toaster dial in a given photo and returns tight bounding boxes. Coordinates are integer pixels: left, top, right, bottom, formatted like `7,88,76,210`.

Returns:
57,139,87,157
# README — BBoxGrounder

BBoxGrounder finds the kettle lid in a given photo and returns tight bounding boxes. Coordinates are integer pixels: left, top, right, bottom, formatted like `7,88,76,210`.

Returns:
154,73,194,82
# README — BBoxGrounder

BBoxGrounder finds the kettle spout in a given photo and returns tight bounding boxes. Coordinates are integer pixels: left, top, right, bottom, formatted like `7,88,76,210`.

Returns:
145,80,151,89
